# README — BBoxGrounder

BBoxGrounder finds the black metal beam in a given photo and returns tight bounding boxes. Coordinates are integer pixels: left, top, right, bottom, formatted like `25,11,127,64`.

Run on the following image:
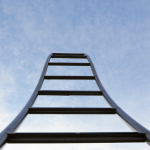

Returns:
51,55,87,58
7,132,145,143
48,62,90,66
52,53,85,55
28,108,116,114
44,76,95,80
38,90,103,96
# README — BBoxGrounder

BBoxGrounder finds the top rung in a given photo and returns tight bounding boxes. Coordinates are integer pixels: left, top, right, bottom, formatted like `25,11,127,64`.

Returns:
51,53,87,59
51,55,87,58
52,53,85,55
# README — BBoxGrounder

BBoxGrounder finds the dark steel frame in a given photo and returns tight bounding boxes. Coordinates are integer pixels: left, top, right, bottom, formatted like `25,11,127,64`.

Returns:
0,53,150,148
7,132,145,143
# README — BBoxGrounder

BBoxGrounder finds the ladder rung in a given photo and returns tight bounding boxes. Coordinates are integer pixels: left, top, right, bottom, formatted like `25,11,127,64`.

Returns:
48,62,90,66
28,108,116,114
44,76,95,80
7,132,145,143
51,55,87,58
38,90,103,96
52,53,85,55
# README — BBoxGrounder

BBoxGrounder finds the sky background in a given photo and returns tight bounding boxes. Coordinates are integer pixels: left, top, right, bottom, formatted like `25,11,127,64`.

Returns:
0,0,150,149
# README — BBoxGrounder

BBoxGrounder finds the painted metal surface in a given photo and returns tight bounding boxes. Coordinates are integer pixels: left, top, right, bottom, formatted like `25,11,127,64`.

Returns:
51,53,86,58
7,132,145,143
48,62,90,66
28,107,116,114
38,90,103,96
44,75,95,80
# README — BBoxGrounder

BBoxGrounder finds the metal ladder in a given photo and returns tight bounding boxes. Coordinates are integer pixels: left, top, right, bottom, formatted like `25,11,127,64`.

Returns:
0,53,150,148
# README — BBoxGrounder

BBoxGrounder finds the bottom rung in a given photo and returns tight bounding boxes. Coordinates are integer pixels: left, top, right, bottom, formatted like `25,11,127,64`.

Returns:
7,132,145,143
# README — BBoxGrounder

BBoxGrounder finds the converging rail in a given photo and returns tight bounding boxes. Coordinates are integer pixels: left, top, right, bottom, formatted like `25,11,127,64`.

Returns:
0,53,150,148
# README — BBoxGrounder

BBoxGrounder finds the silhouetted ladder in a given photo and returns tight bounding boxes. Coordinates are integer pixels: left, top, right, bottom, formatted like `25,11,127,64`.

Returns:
0,53,150,148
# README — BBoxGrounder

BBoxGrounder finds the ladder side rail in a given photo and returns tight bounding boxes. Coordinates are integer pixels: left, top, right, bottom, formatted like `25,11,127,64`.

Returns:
85,53,150,144
0,53,52,148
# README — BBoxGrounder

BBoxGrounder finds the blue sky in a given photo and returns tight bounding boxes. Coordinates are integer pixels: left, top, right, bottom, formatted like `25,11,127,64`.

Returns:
0,0,150,149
